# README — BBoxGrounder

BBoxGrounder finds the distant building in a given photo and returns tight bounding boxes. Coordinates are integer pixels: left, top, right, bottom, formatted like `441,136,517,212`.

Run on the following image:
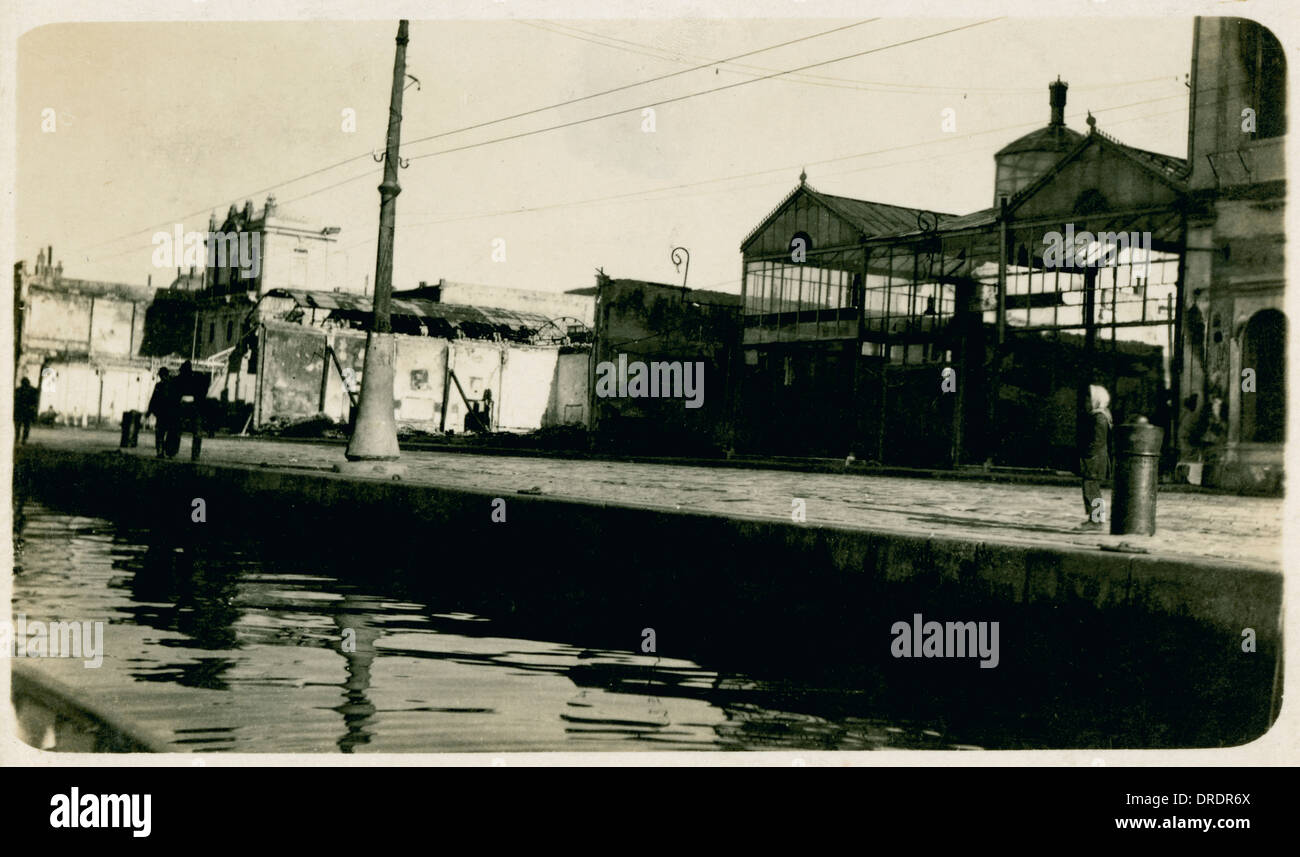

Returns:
161,196,346,364
205,194,344,298
738,76,1189,469
13,247,158,425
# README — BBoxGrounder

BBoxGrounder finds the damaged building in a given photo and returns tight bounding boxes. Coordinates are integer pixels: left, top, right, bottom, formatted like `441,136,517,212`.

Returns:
136,196,594,435
13,247,166,426
736,25,1283,493
235,288,591,433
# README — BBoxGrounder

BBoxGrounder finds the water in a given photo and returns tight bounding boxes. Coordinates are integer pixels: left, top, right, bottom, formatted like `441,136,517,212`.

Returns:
11,501,971,753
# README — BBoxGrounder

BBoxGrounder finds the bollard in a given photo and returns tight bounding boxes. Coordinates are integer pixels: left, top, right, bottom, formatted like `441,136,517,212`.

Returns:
1110,415,1164,535
119,410,142,448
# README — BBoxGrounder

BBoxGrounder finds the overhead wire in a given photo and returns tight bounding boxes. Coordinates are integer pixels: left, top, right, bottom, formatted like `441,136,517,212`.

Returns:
67,19,881,259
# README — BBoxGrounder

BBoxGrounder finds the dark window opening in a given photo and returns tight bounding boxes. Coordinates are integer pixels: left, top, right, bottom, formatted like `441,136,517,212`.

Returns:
1239,19,1287,140
1241,309,1286,443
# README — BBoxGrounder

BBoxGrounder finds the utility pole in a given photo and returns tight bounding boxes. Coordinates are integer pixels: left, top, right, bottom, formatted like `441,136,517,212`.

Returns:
346,19,409,462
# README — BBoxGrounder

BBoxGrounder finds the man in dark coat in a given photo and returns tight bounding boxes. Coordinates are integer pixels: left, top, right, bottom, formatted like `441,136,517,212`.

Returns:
146,368,175,458
1079,384,1113,529
14,377,39,444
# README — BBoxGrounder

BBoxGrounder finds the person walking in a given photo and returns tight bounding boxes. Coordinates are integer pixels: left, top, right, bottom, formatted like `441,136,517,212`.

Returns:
146,368,175,458
175,361,204,462
1079,384,1113,529
14,377,39,444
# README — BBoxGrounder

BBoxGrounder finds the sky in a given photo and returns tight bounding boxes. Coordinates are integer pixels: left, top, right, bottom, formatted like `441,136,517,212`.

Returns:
17,17,1194,297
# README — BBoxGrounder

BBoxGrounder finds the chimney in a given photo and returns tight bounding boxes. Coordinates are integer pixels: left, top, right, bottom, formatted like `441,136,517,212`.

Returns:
1049,77,1067,127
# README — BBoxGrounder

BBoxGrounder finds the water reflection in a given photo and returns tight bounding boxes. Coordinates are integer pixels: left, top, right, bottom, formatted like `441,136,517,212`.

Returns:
331,597,379,753
12,501,965,753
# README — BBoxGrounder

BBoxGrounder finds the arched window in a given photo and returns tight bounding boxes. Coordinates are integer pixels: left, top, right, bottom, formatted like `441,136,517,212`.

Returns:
1237,20,1287,140
1241,309,1286,443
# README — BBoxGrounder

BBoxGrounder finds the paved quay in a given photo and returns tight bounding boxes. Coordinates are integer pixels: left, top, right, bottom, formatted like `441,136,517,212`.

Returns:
24,427,1285,569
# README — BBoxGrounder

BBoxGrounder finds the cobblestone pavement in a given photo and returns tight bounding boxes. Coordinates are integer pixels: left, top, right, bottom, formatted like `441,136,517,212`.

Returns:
27,428,1286,568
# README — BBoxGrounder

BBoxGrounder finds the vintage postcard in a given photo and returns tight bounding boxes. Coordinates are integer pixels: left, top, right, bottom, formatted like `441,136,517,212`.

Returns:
3,0,1294,787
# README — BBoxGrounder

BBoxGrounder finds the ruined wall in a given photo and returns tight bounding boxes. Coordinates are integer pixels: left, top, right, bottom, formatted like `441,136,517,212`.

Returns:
25,289,94,354
495,345,556,431
393,335,447,427
543,351,590,427
18,279,154,424
22,285,148,359
256,322,588,432
36,361,154,426
89,298,139,356
257,322,327,426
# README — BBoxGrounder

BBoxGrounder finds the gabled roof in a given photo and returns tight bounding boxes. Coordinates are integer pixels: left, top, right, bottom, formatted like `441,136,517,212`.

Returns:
1108,136,1189,181
815,189,957,236
740,180,955,251
743,119,1188,252
1006,126,1189,214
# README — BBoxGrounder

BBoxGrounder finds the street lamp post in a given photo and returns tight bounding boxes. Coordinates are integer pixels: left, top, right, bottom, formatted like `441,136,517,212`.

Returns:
671,246,690,300
345,20,410,463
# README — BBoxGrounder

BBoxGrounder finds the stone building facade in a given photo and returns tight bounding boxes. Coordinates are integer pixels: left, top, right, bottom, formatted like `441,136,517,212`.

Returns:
1179,16,1287,492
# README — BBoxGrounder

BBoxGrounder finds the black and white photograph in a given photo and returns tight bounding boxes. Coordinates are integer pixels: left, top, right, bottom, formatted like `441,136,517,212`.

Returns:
2,0,1293,779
